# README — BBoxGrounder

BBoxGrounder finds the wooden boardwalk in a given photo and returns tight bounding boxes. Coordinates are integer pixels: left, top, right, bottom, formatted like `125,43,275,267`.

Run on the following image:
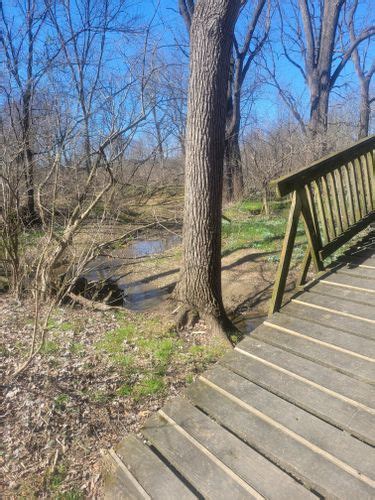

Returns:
104,231,375,499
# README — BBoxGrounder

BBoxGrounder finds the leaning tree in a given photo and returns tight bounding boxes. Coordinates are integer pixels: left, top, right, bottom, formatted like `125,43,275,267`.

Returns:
174,0,242,343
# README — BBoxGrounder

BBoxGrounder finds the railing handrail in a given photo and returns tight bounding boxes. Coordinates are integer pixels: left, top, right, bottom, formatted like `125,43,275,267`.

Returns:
268,135,375,316
273,135,375,197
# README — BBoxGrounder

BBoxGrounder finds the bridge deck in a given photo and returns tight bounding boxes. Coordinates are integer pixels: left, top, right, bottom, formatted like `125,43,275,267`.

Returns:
104,232,375,499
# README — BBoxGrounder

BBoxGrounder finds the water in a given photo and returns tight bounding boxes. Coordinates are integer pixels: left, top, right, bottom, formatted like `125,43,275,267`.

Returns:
234,313,266,334
82,233,180,310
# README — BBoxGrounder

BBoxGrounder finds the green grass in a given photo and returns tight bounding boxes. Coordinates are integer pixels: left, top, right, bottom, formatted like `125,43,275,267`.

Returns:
221,197,306,259
96,313,224,403
54,393,70,411
40,340,60,355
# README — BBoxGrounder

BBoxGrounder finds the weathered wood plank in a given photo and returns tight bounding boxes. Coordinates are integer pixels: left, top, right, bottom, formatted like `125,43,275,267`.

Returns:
201,365,375,481
269,192,302,314
114,435,197,499
319,211,375,259
103,449,151,500
252,324,374,383
283,301,374,340
321,271,375,292
335,168,350,229
161,397,311,500
233,337,375,409
338,265,375,280
220,349,375,444
142,413,261,499
187,379,375,498
274,135,375,197
310,282,375,306
293,292,375,322
337,255,375,268
267,313,375,358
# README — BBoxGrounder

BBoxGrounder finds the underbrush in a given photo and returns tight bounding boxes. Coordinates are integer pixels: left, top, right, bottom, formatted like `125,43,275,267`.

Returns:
1,301,225,498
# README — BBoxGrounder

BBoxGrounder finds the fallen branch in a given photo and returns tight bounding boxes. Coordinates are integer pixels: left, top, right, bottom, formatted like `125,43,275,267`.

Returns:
67,292,124,311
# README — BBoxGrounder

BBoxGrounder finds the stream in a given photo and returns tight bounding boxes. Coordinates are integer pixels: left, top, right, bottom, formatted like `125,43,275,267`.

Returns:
83,234,180,311
82,233,264,333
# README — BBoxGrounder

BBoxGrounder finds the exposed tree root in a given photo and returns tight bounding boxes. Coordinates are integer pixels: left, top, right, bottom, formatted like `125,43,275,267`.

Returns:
174,303,236,348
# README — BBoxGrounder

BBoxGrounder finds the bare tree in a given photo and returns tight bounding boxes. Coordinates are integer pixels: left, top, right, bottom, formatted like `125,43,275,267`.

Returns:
174,0,241,342
276,0,374,143
0,0,49,221
179,0,270,200
347,0,375,138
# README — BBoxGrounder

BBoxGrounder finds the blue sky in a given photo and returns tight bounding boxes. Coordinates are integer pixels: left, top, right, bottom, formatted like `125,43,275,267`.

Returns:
126,0,374,133
3,0,374,143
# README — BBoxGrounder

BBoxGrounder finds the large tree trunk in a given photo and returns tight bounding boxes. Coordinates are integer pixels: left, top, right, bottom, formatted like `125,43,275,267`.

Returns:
174,0,241,342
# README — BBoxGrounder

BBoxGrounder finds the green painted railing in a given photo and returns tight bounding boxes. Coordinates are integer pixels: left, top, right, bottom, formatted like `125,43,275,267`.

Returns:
269,135,375,315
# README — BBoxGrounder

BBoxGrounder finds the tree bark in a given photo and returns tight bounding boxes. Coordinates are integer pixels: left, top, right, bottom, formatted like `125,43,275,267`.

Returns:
358,78,371,139
174,0,241,342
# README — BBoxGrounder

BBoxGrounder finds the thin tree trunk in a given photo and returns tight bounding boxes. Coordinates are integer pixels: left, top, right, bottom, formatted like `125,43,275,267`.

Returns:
174,0,241,342
224,132,243,201
358,77,371,139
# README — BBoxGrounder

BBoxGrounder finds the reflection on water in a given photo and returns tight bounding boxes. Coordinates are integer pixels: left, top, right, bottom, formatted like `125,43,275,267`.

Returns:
82,234,180,310
234,314,266,334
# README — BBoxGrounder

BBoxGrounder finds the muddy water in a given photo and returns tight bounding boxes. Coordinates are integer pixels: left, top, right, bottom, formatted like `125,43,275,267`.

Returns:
83,234,180,310
83,233,267,329
234,313,267,334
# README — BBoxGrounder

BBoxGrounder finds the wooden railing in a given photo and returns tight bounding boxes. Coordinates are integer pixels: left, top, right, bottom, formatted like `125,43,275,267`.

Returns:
269,135,375,315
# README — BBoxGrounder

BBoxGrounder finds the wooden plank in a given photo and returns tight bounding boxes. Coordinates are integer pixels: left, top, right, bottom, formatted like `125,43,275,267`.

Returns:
366,150,375,208
336,168,350,230
354,157,367,218
321,175,337,239
220,349,375,444
293,292,375,322
319,211,375,259
311,281,375,306
299,188,324,272
103,449,151,500
202,365,375,481
283,301,374,340
274,135,375,197
328,171,343,234
251,324,374,383
187,378,375,499
349,160,363,221
343,163,356,226
235,337,375,409
338,264,375,280
115,435,197,499
142,413,261,499
161,397,311,500
267,312,375,358
337,255,375,269
312,180,329,243
323,270,375,292
361,154,373,213
269,192,302,314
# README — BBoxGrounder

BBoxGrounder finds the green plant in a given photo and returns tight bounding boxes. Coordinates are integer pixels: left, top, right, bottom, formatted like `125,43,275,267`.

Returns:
133,376,165,400
54,394,70,411
40,340,60,355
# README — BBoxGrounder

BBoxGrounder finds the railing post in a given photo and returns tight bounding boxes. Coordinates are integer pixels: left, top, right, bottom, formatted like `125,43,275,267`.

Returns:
268,192,302,316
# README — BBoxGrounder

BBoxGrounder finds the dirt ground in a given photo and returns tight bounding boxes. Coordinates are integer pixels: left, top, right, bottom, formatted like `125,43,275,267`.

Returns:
1,197,302,498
